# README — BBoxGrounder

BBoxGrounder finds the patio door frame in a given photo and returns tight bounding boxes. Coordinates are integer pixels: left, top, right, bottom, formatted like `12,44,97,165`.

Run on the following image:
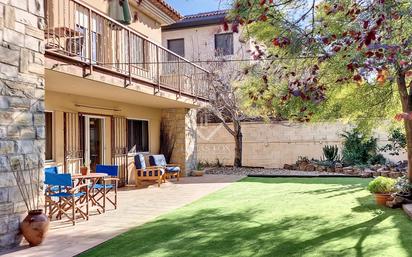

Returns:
84,114,106,169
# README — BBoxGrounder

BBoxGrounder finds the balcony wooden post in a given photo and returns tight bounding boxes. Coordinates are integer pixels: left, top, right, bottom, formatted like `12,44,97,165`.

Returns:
87,8,93,76
127,30,132,87
156,46,160,93
192,66,195,96
177,58,181,97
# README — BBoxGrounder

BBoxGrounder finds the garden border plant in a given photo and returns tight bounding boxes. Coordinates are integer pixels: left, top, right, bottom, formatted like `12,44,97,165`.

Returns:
368,176,396,206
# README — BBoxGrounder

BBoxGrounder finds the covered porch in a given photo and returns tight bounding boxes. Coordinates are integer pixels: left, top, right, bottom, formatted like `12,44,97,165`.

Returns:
44,68,201,185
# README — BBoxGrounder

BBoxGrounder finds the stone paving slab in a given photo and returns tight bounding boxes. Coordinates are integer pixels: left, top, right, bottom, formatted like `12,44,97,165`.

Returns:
1,175,243,257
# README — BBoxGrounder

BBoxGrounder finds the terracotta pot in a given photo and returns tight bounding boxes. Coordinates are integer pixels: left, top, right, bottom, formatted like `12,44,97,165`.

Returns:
192,170,204,177
20,209,49,246
80,166,88,176
374,193,392,206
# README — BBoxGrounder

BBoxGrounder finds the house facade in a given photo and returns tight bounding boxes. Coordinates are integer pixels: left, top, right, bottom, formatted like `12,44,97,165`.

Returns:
0,0,209,248
162,10,251,65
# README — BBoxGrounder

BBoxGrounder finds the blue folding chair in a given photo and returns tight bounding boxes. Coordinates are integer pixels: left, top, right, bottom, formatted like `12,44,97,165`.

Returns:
92,165,119,212
44,172,89,225
45,166,58,174
44,166,60,216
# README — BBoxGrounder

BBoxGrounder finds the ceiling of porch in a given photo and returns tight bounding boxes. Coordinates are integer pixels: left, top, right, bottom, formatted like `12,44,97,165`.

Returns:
45,69,199,109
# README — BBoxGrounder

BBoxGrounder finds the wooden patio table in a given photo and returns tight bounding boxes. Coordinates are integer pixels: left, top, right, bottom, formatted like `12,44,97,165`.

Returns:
72,173,108,214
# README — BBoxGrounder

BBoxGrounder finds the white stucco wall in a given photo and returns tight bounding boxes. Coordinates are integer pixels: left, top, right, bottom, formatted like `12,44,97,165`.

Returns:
162,24,251,64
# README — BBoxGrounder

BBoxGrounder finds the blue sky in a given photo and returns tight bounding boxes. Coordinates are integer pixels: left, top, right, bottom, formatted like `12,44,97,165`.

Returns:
166,0,231,16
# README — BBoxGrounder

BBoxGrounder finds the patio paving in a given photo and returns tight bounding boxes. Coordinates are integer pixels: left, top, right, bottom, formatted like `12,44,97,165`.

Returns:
1,175,243,257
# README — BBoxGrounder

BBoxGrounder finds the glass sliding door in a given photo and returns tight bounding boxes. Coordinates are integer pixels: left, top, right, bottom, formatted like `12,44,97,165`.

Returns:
84,115,105,172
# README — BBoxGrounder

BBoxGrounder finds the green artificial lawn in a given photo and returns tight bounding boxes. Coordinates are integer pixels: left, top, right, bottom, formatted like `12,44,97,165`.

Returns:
81,177,412,257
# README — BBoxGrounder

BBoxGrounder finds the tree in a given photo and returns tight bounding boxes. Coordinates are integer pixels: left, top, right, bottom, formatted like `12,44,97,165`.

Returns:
227,0,412,180
203,60,254,167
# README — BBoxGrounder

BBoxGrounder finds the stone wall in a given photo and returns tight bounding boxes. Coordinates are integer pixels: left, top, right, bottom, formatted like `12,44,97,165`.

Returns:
161,108,197,175
197,122,406,168
0,0,45,248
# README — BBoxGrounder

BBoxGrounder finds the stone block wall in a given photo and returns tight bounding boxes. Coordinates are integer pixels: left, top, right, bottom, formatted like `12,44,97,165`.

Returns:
161,108,197,175
197,122,406,168
0,0,45,249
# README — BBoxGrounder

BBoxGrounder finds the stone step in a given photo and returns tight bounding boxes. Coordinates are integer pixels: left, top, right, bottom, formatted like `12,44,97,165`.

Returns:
402,204,412,219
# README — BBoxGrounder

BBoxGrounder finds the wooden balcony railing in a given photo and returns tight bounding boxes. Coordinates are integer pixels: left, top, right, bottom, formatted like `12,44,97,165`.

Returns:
44,0,209,100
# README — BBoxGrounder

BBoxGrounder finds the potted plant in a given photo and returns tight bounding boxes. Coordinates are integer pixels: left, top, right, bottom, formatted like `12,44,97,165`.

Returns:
9,157,49,246
80,161,88,176
191,162,205,177
367,176,396,206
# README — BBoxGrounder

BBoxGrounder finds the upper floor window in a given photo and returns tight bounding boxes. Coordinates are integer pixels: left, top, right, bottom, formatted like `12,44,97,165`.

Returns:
167,38,185,58
215,33,234,56
45,112,53,161
127,119,149,153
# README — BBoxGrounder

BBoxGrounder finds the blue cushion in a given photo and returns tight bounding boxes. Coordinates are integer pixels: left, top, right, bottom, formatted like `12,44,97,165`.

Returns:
92,184,114,189
134,154,146,169
137,169,164,177
166,166,180,173
50,192,85,198
149,155,167,167
96,165,118,177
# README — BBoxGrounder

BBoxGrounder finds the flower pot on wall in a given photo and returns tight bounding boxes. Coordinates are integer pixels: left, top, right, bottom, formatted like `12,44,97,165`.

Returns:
20,209,49,246
374,193,392,206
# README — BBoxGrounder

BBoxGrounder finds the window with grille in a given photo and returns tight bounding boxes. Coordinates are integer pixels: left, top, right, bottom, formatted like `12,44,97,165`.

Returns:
167,38,185,58
214,33,234,56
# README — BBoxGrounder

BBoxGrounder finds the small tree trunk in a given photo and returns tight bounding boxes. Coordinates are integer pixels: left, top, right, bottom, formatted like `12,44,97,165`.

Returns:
405,121,412,182
233,121,243,167
397,72,412,182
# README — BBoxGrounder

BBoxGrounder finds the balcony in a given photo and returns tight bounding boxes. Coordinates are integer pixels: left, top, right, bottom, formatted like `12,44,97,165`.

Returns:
44,0,209,101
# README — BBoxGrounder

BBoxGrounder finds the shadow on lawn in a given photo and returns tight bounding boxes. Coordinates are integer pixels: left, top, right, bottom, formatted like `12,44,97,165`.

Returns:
81,178,412,257
295,185,365,199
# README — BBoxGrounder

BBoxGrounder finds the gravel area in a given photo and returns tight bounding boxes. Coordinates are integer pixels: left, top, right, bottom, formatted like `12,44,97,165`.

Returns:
205,167,349,177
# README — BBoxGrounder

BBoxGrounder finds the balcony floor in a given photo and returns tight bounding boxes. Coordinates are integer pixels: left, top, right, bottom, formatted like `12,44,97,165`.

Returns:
1,175,243,257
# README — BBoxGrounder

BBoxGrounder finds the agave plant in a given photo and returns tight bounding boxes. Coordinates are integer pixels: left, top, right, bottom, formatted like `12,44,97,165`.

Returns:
322,145,340,163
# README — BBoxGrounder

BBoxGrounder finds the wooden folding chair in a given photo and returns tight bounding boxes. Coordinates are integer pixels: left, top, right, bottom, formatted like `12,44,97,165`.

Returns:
91,165,119,213
45,173,89,225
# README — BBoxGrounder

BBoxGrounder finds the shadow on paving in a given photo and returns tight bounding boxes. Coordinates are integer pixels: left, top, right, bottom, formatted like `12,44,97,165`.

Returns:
79,177,412,257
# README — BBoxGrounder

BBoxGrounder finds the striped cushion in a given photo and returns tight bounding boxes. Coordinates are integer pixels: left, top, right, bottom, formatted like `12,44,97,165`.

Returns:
137,169,165,177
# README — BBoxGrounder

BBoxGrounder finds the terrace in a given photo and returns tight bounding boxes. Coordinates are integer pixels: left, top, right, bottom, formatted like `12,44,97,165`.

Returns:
44,0,209,101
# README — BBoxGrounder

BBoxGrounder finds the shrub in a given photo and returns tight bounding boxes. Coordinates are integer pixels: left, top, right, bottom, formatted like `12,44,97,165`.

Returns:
368,154,386,165
341,128,386,166
367,176,396,194
196,162,205,170
322,145,340,162
380,128,407,156
216,158,223,167
394,176,412,196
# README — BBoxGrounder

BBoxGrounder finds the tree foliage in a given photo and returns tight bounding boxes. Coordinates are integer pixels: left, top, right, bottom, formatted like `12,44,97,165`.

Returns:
228,0,411,129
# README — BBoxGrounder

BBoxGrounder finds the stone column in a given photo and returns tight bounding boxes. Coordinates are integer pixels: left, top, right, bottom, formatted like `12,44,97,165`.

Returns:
161,108,197,175
0,0,45,249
